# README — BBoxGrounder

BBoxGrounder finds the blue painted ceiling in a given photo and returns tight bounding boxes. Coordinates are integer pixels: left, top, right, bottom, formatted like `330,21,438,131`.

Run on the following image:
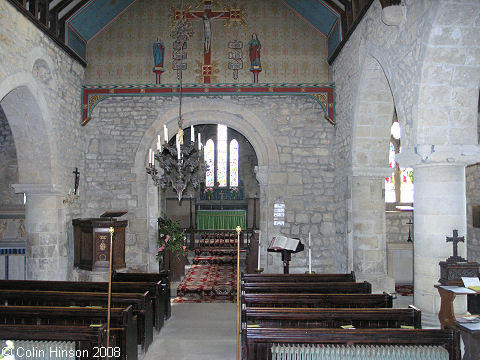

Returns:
65,0,343,60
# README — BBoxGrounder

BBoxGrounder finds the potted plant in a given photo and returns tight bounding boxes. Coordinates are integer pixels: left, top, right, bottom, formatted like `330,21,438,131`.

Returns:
157,213,187,281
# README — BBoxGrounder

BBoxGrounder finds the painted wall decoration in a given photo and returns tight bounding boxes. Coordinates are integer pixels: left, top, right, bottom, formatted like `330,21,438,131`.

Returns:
85,0,328,84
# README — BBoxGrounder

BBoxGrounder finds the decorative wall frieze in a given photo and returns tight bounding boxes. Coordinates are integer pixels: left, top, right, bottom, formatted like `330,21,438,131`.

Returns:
82,83,335,126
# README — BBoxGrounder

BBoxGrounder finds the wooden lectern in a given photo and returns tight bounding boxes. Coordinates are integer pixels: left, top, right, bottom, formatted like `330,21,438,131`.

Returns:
73,211,128,271
267,237,304,274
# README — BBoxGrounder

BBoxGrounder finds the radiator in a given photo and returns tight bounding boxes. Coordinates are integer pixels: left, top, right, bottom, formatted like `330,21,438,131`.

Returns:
271,344,449,360
1,340,76,360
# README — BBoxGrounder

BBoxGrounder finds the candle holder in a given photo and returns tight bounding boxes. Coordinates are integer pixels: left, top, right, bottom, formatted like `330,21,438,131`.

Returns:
304,271,316,274
254,268,264,274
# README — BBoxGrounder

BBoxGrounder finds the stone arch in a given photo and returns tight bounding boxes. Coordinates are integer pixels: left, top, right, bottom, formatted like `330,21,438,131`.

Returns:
0,74,55,184
133,97,280,271
349,54,396,292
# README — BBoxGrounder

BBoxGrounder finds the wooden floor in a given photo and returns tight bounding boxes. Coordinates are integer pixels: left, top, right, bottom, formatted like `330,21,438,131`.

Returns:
143,302,236,360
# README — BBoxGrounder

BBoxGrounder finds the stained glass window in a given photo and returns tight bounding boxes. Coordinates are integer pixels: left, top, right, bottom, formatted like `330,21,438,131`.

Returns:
385,142,396,203
230,139,239,187
205,139,215,187
385,120,414,204
400,167,414,203
217,124,228,187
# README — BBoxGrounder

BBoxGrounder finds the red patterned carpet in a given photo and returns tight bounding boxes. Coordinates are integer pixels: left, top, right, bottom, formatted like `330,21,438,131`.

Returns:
173,264,236,303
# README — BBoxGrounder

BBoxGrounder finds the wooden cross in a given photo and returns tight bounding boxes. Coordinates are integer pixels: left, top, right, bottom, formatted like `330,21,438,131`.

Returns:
446,229,466,263
175,0,240,83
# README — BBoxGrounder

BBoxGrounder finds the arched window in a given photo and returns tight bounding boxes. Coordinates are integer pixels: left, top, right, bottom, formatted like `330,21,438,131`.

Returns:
230,139,239,187
385,120,414,204
217,124,228,187
204,139,215,187
203,124,240,188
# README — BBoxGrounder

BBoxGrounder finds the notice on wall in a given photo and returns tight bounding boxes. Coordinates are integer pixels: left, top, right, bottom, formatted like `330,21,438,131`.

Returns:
273,202,285,226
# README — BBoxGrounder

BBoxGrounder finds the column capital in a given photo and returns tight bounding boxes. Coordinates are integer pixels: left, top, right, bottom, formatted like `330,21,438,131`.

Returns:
254,165,269,186
396,144,480,168
11,183,63,196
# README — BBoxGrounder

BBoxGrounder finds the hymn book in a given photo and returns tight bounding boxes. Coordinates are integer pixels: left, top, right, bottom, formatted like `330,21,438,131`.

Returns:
268,236,300,251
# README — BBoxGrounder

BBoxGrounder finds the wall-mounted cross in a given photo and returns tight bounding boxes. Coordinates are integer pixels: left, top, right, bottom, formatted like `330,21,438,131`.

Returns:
174,0,244,83
446,229,467,263
73,167,80,195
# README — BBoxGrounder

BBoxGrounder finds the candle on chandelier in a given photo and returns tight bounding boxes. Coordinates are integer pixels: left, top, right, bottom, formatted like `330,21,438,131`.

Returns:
148,149,152,166
198,133,201,150
164,125,168,142
157,135,161,150
257,244,261,269
191,125,194,142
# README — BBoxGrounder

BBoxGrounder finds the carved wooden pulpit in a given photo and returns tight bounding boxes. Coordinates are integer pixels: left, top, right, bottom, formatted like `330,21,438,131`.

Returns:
73,211,127,271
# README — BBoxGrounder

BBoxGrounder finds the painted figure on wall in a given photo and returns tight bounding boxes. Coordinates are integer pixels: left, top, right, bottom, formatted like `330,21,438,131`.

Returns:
153,39,165,68
248,33,261,69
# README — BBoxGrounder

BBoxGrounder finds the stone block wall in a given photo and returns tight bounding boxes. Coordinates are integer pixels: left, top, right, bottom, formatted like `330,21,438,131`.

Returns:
84,94,340,273
0,1,86,280
0,108,21,206
386,211,413,244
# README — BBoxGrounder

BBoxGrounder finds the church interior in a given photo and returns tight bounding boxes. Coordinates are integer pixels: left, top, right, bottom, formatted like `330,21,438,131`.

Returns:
0,0,480,359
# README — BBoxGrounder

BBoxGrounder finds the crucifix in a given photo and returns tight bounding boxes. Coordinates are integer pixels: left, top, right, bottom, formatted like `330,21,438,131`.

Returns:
73,167,80,195
446,229,467,263
174,0,243,83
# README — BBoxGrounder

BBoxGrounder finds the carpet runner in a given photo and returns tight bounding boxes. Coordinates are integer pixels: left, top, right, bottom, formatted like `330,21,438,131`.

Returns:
173,235,238,303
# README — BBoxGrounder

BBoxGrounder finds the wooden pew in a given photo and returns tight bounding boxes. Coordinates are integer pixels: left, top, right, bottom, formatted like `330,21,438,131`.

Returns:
243,305,422,329
242,281,372,294
0,279,164,333
0,289,153,352
0,305,137,360
112,270,171,319
242,293,393,308
0,324,107,360
243,271,356,283
244,327,460,360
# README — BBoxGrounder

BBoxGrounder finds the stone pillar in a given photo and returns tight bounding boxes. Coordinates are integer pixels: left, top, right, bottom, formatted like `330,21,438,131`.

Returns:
254,165,270,272
413,163,467,318
351,168,395,293
12,184,65,280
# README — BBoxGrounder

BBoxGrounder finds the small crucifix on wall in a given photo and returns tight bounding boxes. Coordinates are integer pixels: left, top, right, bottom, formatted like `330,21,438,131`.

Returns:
73,167,80,195
446,229,467,263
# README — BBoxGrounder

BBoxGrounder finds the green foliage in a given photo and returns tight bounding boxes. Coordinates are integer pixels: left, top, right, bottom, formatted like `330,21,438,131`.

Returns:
157,213,187,261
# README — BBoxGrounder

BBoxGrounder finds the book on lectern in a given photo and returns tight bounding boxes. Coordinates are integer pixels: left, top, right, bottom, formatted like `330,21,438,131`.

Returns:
268,236,299,251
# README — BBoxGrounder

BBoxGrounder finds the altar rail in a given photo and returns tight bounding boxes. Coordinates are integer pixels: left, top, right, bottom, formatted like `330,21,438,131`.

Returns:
183,228,257,250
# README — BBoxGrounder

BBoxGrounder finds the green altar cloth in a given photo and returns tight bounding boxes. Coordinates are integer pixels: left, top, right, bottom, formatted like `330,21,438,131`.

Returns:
197,210,246,230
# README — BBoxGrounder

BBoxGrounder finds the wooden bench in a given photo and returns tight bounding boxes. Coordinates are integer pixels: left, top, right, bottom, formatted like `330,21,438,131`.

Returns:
0,279,164,333
242,293,393,308
112,270,171,319
242,281,372,294
242,271,356,283
0,289,153,352
243,305,421,329
244,327,460,360
0,305,137,360
0,324,107,360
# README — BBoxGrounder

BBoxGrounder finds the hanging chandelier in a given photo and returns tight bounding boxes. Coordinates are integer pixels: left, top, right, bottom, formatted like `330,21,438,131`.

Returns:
146,2,202,201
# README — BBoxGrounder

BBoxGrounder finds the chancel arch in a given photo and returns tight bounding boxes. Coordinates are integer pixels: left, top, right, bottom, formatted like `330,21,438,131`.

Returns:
133,97,280,272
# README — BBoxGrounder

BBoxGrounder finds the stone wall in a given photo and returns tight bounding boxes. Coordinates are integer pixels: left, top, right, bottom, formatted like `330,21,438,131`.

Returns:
0,108,21,206
0,1,86,280
386,211,413,244
85,0,329,84
85,94,339,273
